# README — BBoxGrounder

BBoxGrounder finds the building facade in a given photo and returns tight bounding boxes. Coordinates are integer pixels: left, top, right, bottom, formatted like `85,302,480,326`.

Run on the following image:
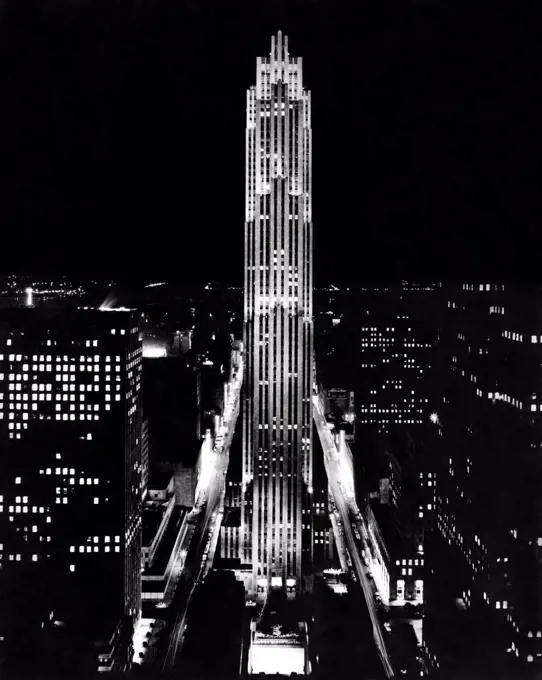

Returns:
0,307,143,672
356,285,439,435
314,284,440,440
426,283,542,670
142,417,150,499
242,31,314,597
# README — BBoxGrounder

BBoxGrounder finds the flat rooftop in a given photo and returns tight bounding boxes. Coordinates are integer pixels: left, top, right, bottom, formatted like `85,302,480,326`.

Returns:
142,500,170,546
144,506,186,576
0,305,134,328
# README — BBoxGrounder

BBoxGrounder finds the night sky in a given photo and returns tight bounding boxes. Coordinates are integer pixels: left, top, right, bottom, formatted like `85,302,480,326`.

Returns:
0,0,540,285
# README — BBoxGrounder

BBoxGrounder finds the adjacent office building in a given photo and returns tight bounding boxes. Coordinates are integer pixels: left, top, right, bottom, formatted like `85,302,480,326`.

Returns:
242,31,314,597
426,283,542,669
315,284,439,437
356,285,439,435
143,357,199,464
0,307,143,672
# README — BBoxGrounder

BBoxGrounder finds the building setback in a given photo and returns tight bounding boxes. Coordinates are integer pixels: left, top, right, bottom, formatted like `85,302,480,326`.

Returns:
242,31,314,597
0,307,142,672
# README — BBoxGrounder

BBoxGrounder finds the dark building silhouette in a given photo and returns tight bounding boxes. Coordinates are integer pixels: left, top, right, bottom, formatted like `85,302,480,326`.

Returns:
142,357,199,464
423,283,542,673
0,307,142,673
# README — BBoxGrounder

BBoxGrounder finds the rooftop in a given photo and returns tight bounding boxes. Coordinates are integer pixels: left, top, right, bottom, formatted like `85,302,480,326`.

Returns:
144,506,186,576
0,306,136,342
142,500,170,546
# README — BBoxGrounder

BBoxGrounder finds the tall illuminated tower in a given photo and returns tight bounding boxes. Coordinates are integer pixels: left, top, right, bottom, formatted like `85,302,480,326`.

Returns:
242,31,313,597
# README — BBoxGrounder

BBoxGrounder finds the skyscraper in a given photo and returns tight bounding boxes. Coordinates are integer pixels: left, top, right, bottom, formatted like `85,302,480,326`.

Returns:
0,307,142,672
424,283,542,671
242,31,314,597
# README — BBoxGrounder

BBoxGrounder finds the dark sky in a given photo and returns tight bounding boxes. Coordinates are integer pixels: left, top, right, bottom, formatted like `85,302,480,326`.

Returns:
0,0,540,285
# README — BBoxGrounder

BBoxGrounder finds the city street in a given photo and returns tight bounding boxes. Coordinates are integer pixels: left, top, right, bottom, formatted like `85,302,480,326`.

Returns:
313,394,394,678
156,356,243,672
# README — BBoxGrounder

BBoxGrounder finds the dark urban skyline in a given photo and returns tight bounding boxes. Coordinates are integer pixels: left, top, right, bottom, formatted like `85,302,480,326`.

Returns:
2,274,542,677
1,2,542,677
0,1,540,284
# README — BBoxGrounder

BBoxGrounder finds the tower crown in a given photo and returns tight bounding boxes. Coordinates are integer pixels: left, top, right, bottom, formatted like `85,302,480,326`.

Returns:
270,30,289,65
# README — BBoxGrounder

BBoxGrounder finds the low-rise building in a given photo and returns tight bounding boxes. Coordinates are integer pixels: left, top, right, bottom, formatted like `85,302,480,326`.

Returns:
141,474,176,570
141,472,190,606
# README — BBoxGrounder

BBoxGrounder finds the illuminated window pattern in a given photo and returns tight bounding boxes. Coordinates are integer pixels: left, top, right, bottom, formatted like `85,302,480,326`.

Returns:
242,32,313,593
0,353,130,438
358,322,432,433
0,311,143,642
434,283,542,660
